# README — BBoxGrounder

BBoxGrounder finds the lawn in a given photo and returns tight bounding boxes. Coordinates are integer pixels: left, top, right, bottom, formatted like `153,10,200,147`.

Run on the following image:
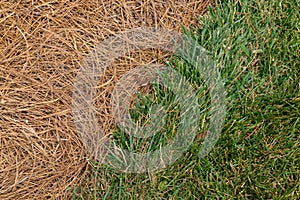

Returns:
73,0,299,199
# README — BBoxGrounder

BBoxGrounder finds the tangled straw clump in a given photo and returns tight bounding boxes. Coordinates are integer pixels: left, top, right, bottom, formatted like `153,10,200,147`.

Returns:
0,0,211,199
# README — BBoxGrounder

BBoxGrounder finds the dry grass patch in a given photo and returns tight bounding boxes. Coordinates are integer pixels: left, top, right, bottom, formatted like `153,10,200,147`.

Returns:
0,0,211,199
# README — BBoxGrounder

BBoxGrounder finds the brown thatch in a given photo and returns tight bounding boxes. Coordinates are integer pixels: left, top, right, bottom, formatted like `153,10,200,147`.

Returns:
0,0,212,199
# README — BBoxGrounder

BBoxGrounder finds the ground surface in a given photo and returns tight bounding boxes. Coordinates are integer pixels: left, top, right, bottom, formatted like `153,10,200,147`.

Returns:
0,0,299,199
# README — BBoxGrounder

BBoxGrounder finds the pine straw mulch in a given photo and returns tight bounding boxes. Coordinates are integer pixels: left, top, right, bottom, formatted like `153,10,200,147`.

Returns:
0,0,212,199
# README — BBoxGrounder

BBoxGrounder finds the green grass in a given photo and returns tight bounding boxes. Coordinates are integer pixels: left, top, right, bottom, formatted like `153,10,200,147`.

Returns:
72,0,299,199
